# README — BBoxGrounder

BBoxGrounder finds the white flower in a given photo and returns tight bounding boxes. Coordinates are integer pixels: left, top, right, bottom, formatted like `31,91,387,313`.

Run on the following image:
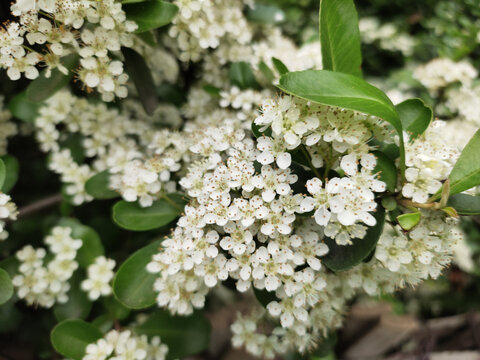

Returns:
256,136,291,169
81,256,116,300
375,232,412,272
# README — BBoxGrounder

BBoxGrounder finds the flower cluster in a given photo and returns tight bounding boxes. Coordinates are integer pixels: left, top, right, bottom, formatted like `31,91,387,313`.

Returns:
145,93,408,356
167,0,253,62
0,193,18,241
402,121,459,204
83,329,168,360
12,226,82,308
81,256,116,301
359,17,416,55
413,58,477,95
374,211,461,283
2,0,138,100
34,91,186,205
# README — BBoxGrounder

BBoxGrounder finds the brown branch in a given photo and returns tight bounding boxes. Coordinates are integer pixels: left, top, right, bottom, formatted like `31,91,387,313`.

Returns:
17,194,63,219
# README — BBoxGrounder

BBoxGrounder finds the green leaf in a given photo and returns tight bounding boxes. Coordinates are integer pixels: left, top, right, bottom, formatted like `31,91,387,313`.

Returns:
278,70,405,174
157,83,187,106
103,296,130,320
258,61,275,82
112,195,186,231
58,218,105,268
395,98,432,139
0,298,21,333
441,206,458,218
272,57,289,75
246,4,285,24
229,62,259,90
113,240,161,309
322,206,385,271
381,196,397,211
122,47,158,115
91,314,114,333
397,212,421,230
1,155,19,193
135,310,211,359
202,85,221,98
447,194,480,215
50,320,103,360
85,171,119,200
8,91,42,123
60,133,85,163
136,30,157,47
53,271,92,321
124,0,178,33
0,268,13,306
26,54,78,102
0,159,5,190
444,129,480,196
373,151,397,192
319,0,362,77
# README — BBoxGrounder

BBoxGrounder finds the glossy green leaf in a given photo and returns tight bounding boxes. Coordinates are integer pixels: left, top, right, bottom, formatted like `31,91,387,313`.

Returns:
122,47,158,115
445,129,480,196
447,194,480,215
8,91,42,123
58,218,105,268
397,212,421,230
50,320,103,360
278,70,405,173
272,57,289,75
124,0,178,33
373,151,397,192
113,195,186,231
85,171,119,200
319,0,362,77
229,62,259,90
135,310,211,359
1,155,19,193
113,240,161,309
53,271,92,321
26,54,78,102
0,268,13,306
246,4,285,24
322,207,385,271
395,98,432,139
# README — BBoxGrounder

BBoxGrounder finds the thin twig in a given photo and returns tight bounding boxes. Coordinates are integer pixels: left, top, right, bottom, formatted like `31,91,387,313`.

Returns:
17,194,63,219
